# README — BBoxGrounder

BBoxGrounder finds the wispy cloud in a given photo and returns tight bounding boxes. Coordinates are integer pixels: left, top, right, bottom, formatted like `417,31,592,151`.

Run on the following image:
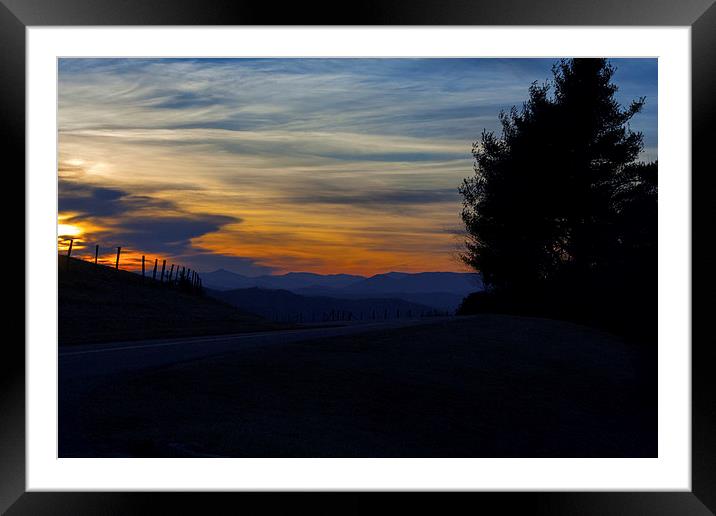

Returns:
58,58,658,275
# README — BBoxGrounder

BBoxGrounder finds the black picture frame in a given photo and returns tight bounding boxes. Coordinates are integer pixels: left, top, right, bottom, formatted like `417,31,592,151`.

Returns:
4,0,714,514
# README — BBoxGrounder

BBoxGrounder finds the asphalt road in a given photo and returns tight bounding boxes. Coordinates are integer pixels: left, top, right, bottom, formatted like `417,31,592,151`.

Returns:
59,317,452,380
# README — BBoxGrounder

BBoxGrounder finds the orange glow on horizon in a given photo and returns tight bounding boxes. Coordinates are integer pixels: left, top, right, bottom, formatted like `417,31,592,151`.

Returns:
190,204,467,276
58,205,467,277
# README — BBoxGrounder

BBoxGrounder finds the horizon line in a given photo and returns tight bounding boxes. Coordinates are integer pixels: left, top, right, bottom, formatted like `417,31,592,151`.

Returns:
198,268,480,278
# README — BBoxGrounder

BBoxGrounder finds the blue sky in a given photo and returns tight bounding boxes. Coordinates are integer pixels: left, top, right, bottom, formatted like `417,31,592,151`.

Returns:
58,58,658,275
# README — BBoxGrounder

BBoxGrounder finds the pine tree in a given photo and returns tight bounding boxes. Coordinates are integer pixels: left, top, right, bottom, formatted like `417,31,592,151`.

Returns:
459,58,654,302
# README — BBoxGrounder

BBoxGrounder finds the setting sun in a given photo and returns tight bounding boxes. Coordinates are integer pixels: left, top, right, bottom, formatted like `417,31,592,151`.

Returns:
58,223,82,238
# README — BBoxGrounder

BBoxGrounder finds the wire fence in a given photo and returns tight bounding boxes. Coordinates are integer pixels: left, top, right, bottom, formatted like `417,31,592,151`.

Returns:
60,238,203,295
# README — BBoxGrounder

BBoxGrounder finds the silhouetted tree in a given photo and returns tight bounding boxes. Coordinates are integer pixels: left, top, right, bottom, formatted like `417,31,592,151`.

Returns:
458,59,657,336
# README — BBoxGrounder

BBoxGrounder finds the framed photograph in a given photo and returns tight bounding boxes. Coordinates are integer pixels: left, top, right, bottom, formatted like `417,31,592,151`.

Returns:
5,0,713,513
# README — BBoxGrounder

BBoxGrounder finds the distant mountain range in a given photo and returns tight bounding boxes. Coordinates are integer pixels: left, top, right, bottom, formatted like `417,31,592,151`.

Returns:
201,269,365,291
202,270,483,312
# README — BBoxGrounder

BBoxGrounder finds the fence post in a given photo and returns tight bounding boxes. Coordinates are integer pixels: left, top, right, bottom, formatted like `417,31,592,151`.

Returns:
141,255,145,277
160,259,166,283
152,259,158,280
115,247,121,269
168,264,174,283
66,239,74,257
94,244,99,264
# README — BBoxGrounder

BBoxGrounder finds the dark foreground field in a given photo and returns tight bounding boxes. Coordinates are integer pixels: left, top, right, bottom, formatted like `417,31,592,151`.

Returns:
59,315,656,457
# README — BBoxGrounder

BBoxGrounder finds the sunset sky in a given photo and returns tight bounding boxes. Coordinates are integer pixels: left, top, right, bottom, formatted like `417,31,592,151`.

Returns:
58,58,657,276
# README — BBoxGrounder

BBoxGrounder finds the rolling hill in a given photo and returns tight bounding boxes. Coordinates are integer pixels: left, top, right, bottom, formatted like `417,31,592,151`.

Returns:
208,287,438,323
59,256,284,345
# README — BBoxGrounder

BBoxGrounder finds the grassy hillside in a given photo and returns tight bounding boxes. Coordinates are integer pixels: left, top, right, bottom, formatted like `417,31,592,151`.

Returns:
59,255,283,345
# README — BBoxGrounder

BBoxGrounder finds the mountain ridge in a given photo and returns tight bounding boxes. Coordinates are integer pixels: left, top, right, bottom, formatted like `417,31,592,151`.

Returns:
202,269,483,312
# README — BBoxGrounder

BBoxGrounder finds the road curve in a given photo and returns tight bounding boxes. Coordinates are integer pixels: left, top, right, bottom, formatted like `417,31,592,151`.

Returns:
59,317,453,380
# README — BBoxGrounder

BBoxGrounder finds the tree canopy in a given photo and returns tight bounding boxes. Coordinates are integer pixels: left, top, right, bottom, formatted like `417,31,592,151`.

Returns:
458,59,657,336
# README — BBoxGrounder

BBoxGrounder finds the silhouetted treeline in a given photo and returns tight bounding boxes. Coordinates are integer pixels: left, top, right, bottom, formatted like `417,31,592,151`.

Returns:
457,59,657,341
